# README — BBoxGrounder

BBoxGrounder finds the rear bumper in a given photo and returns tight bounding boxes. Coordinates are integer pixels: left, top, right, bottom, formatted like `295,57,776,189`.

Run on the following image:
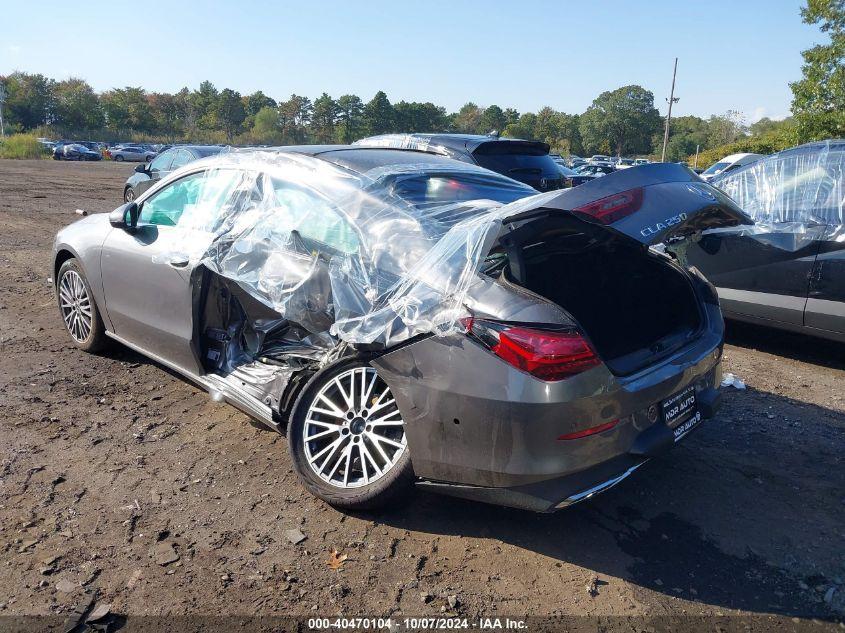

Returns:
373,303,725,512
414,385,721,512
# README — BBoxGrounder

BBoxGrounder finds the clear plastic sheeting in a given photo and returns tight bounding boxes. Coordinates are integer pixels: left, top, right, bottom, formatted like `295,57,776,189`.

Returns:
713,140,845,228
352,134,450,156
153,149,545,352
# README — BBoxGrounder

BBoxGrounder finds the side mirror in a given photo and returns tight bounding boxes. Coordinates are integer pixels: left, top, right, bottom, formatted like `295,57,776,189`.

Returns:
135,163,148,174
109,202,139,230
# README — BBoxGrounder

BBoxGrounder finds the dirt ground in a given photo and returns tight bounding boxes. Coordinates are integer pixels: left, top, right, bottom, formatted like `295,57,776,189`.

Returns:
1,159,844,629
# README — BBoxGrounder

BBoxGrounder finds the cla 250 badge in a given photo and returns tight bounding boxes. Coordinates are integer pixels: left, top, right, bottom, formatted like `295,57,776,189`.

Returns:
640,212,688,238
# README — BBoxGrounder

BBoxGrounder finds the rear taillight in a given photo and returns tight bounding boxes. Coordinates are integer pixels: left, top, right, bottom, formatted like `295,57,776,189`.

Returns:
463,318,600,381
573,187,643,225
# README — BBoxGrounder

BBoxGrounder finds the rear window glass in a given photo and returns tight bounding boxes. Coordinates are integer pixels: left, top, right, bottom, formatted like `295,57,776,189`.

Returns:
473,152,561,178
703,161,729,175
388,172,535,209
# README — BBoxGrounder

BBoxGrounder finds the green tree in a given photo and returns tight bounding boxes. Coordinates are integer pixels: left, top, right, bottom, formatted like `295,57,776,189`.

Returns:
252,106,282,142
791,0,845,140
363,91,394,135
452,102,483,134
148,92,182,138
706,110,747,147
503,108,520,128
579,85,661,156
504,112,536,140
336,94,364,142
173,87,198,138
393,101,446,132
658,115,710,162
215,88,246,142
101,87,155,133
311,93,338,143
479,105,506,134
279,94,312,143
53,78,103,131
191,80,220,130
2,72,55,129
244,90,277,117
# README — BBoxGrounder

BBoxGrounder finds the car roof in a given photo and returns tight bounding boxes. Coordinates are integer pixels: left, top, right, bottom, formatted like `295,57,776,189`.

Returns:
242,145,485,175
354,133,550,155
775,139,845,156
721,153,763,162
170,144,226,157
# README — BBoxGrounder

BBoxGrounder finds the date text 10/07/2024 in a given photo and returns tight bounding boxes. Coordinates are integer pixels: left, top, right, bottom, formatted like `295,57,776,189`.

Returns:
307,617,528,630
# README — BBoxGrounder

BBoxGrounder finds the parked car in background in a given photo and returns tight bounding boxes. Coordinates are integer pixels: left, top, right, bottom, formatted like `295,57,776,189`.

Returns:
53,143,103,161
615,158,635,169
555,163,595,187
633,158,650,166
589,154,611,164
123,145,226,201
353,133,567,192
687,140,845,342
51,148,748,511
111,146,156,162
700,152,764,181
576,163,615,177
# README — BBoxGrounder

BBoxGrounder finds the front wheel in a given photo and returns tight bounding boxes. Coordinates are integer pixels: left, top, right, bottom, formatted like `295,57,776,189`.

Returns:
56,259,107,352
114,155,124,162
124,187,135,202
288,360,414,511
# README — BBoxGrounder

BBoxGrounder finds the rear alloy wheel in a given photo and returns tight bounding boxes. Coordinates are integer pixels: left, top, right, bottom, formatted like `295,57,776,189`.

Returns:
289,361,414,510
124,187,135,202
56,259,107,352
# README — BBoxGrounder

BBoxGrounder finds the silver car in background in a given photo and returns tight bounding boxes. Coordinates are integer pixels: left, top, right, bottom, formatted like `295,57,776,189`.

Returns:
111,146,155,162
51,148,749,512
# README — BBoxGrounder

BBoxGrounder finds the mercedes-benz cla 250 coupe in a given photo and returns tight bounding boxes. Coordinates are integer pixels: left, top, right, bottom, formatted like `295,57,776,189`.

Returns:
52,147,749,512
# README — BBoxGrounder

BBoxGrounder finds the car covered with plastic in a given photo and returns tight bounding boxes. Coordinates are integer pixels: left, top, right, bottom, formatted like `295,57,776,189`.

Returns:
51,146,749,512
687,140,845,342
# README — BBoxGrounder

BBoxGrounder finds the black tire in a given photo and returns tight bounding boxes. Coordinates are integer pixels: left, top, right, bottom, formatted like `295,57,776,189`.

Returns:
124,187,135,203
288,359,415,511
114,155,124,162
56,259,108,353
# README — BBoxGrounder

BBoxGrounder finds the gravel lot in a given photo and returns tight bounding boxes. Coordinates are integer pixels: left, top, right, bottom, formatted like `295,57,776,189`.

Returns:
1,159,843,629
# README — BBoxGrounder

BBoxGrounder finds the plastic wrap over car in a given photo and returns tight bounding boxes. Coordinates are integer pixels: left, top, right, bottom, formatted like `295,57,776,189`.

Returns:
712,140,845,233
152,150,552,352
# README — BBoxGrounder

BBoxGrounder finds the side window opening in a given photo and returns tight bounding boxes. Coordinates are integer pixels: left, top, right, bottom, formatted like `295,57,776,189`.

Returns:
269,178,360,255
138,169,246,228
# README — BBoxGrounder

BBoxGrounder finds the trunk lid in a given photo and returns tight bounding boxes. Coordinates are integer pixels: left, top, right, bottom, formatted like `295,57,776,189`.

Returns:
502,162,752,246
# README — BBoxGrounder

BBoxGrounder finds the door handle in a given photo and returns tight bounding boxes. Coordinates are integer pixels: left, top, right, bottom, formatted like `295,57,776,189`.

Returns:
167,257,190,268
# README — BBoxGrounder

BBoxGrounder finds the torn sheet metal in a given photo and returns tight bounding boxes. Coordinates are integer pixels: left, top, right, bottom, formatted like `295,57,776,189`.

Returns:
713,140,845,230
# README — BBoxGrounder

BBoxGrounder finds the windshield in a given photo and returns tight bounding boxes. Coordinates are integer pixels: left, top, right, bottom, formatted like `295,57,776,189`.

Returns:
703,161,730,175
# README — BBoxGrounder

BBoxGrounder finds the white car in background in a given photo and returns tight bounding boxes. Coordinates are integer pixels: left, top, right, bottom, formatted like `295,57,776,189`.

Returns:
700,153,764,181
633,158,650,166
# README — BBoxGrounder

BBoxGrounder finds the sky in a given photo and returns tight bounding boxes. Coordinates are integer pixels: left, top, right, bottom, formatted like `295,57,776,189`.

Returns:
0,0,823,123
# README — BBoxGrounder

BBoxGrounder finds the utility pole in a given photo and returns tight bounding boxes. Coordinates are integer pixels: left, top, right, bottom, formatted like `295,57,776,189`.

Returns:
0,83,6,138
661,57,679,163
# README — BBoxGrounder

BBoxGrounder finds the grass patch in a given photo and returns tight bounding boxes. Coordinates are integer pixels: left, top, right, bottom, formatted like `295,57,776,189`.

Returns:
0,134,50,159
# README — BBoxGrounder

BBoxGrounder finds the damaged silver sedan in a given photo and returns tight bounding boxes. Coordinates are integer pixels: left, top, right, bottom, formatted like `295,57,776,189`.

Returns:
52,147,750,511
